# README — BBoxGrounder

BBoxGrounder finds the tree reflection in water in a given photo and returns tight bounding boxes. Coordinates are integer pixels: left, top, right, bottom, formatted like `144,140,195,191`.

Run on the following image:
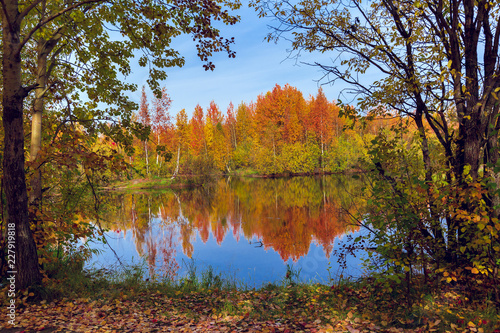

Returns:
98,175,365,282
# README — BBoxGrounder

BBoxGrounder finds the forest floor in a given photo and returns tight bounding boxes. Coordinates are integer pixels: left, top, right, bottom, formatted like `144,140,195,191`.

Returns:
1,274,499,333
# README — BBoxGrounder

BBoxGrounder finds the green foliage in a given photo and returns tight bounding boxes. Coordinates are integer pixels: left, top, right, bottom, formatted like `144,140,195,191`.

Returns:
43,244,96,282
252,145,284,175
324,132,367,172
233,141,253,168
280,142,320,174
355,125,500,305
182,153,216,177
283,264,302,286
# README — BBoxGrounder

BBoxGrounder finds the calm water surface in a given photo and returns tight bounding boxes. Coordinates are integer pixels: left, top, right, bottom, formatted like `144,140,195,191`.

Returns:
88,175,367,286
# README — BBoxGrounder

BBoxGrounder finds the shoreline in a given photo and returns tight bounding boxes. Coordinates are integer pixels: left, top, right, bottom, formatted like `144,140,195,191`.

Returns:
101,169,364,191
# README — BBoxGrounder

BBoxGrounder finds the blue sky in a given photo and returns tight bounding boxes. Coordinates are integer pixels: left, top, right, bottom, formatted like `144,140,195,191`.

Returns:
127,5,347,118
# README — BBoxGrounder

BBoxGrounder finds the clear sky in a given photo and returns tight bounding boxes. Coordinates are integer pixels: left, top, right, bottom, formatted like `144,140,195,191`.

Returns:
127,5,346,118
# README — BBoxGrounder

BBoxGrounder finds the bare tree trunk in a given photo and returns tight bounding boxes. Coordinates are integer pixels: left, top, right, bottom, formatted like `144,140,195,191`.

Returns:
171,145,181,179
232,125,237,149
29,0,62,213
272,135,276,173
144,141,149,176
30,37,47,217
2,0,42,288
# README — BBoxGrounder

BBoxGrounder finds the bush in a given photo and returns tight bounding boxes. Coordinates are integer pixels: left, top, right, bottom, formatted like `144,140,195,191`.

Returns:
280,142,320,174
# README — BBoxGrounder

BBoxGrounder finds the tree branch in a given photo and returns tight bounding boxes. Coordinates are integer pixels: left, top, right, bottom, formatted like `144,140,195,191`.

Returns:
16,0,103,56
17,0,44,22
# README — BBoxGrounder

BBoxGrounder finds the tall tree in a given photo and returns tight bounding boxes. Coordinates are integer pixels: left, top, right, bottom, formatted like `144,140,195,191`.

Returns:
152,87,172,167
138,86,151,175
308,88,335,168
251,0,500,286
235,102,254,144
206,100,224,126
255,84,306,145
205,101,229,171
226,102,237,149
173,109,189,177
1,0,240,289
189,104,206,156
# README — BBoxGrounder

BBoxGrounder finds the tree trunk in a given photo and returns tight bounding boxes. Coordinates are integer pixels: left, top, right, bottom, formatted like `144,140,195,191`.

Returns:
156,133,160,166
171,145,181,179
144,141,149,176
29,37,48,215
272,135,276,173
457,120,482,181
2,1,42,288
321,132,324,172
486,126,500,216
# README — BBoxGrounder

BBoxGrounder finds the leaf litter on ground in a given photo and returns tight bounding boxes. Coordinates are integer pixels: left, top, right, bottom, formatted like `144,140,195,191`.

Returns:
1,282,499,332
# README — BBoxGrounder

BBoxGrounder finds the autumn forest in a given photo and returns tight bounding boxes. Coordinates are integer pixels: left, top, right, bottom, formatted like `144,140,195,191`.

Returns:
125,84,375,178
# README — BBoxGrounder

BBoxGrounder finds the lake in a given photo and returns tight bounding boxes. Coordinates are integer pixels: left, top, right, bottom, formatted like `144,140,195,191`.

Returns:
88,175,367,287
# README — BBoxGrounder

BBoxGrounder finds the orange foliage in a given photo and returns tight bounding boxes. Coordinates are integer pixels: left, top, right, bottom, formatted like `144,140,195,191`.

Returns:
254,84,307,144
189,104,206,155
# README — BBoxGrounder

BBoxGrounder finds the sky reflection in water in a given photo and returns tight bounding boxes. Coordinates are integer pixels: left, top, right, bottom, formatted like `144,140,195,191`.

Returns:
88,176,366,286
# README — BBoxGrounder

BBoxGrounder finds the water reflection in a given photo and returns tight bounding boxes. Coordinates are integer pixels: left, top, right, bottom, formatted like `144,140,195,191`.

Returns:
95,175,365,284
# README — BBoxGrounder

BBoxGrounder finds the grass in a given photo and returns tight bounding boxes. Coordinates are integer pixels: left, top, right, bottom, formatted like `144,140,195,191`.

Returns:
228,168,261,177
108,176,202,191
1,257,500,332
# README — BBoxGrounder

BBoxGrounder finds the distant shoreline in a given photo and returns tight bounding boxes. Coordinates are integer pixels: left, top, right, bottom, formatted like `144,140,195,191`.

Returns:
101,169,363,191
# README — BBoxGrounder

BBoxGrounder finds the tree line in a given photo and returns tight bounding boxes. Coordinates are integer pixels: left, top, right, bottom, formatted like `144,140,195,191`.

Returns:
127,84,389,177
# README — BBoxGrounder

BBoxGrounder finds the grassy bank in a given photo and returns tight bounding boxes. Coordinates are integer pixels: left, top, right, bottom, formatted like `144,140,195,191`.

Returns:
104,168,357,192
1,260,499,332
105,176,204,191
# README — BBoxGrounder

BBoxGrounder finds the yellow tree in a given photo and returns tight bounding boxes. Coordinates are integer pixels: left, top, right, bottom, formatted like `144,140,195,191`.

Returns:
173,109,189,177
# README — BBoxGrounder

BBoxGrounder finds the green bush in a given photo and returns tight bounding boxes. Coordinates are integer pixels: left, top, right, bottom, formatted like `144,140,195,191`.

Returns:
280,142,320,174
252,145,284,175
232,141,252,168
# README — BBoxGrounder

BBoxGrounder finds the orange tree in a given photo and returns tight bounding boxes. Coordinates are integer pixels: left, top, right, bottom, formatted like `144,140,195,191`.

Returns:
251,0,500,303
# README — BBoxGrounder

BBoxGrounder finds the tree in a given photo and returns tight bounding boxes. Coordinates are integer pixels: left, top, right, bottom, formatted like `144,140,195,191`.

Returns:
206,100,224,126
173,109,189,177
225,102,237,149
1,0,240,289
205,101,229,171
235,102,254,144
189,104,206,156
152,87,172,168
307,88,335,169
138,86,151,175
252,0,500,298
255,84,306,144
